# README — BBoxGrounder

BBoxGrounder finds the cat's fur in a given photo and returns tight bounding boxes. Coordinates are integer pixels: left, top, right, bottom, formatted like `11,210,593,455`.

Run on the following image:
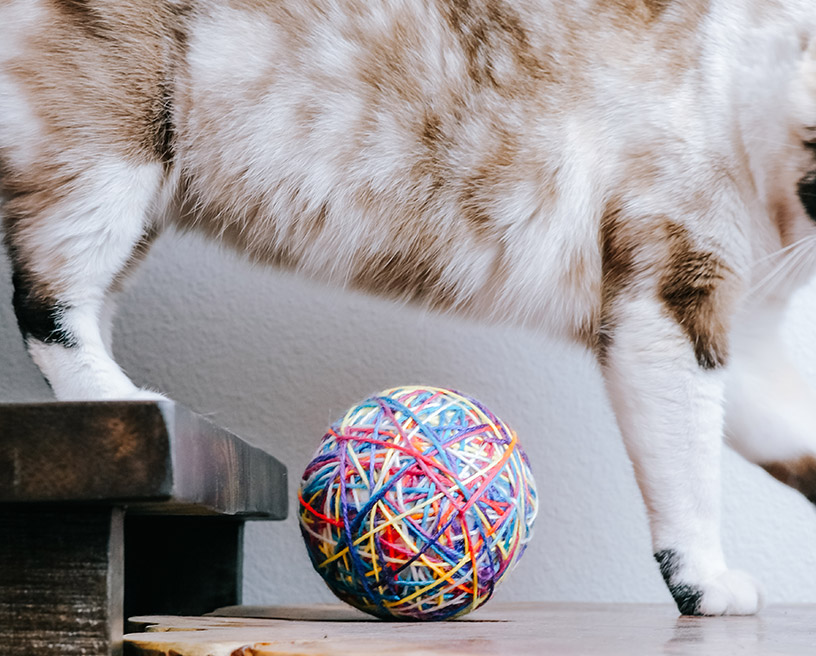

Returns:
2,0,816,616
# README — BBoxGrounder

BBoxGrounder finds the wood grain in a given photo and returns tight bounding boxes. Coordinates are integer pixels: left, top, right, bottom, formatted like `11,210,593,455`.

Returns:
124,603,816,656
0,401,287,518
0,506,124,656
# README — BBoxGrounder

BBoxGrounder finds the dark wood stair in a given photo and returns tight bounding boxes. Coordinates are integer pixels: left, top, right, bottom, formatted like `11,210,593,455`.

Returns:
0,401,288,656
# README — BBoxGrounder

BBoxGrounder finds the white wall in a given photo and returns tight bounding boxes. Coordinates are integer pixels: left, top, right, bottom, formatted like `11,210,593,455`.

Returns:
2,231,816,606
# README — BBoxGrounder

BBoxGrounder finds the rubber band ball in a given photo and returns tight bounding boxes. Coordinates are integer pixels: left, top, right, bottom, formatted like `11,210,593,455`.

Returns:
298,385,537,621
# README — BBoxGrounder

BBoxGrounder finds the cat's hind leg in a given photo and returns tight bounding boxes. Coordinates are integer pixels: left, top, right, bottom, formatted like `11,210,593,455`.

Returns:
725,303,816,502
0,0,176,400
3,157,168,400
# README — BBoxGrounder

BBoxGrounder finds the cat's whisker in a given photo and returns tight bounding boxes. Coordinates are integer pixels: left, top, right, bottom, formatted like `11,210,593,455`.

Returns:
749,249,804,297
754,234,816,265
744,137,803,153
752,247,803,294
749,237,816,298
792,248,816,286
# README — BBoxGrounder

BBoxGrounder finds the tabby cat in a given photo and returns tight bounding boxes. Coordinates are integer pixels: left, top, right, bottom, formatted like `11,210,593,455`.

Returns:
2,0,816,615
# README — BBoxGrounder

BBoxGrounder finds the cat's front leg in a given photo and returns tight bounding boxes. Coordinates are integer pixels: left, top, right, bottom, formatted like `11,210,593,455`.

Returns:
600,289,762,616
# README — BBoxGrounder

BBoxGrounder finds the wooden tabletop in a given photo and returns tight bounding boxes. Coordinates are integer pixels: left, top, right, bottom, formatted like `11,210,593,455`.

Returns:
0,401,287,518
125,603,816,655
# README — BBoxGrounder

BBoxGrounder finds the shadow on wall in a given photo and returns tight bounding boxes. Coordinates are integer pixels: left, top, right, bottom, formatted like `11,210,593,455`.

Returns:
1,229,815,605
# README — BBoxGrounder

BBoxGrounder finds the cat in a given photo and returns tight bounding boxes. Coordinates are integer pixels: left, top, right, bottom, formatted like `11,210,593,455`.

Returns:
2,0,816,617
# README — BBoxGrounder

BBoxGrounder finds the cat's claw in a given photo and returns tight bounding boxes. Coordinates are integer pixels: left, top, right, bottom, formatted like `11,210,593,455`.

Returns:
693,570,764,616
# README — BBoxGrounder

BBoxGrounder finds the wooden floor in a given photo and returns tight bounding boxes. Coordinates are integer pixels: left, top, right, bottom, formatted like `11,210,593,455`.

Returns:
125,603,816,655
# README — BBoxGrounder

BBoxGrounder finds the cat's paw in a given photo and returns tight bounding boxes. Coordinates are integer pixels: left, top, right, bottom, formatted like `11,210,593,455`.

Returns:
694,570,764,616
668,570,764,616
656,551,763,616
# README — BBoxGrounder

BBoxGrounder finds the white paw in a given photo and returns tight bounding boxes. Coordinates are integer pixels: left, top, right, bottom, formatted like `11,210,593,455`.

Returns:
696,570,764,616
32,340,170,402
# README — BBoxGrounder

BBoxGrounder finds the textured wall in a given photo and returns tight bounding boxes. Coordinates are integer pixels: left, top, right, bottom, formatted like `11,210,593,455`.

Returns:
2,231,816,606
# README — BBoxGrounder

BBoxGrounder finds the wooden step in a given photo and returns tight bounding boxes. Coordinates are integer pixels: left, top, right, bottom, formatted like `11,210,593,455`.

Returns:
0,401,288,656
0,400,287,517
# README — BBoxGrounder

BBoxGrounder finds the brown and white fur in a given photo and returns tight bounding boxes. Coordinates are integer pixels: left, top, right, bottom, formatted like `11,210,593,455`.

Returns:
3,0,816,616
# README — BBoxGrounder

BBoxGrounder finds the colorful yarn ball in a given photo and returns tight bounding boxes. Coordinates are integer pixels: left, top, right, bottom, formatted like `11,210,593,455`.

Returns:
298,385,537,621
